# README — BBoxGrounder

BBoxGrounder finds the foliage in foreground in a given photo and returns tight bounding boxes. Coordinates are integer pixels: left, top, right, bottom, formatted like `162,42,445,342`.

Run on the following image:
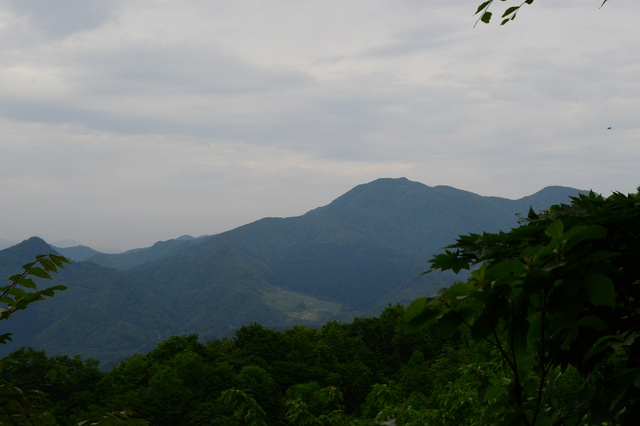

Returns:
0,254,69,425
407,189,640,424
1,254,69,345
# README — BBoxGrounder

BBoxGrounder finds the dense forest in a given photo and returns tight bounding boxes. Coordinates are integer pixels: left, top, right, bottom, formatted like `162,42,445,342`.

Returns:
2,189,639,425
0,306,486,425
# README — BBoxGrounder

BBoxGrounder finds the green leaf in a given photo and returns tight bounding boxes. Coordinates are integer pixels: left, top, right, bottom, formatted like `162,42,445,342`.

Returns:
18,278,37,290
540,258,567,272
434,310,463,339
564,225,607,250
481,11,492,24
574,315,608,330
610,330,637,350
545,219,564,239
475,0,492,15
502,6,519,17
405,298,442,331
50,254,70,267
7,287,28,298
38,285,67,297
28,267,52,280
428,250,469,273
583,250,617,264
0,333,13,344
584,334,618,363
484,385,508,401
440,281,477,300
584,273,616,307
562,327,579,351
487,258,526,278
0,297,15,305
39,258,57,272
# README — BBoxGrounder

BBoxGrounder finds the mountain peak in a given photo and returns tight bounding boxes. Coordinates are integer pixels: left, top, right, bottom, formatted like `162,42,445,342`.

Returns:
0,237,60,270
321,177,429,212
517,186,588,206
9,236,53,253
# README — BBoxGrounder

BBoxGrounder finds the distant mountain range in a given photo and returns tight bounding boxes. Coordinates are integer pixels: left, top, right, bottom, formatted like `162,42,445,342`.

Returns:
0,178,587,368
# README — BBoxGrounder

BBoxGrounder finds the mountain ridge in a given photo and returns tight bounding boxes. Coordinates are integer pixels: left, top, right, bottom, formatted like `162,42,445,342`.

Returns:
1,178,588,367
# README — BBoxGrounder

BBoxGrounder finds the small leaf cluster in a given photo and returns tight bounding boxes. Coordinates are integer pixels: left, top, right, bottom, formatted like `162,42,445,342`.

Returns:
475,0,535,26
474,1,610,26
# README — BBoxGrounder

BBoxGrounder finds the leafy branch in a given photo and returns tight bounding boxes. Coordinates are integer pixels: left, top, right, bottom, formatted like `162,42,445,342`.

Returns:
407,189,640,424
1,254,69,344
474,0,534,27
475,1,609,26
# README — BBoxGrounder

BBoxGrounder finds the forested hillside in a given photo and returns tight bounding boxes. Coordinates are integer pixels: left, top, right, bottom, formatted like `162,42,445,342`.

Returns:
0,306,508,425
0,179,586,367
2,185,638,425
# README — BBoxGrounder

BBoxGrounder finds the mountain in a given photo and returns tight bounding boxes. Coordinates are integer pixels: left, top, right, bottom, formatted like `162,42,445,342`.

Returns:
0,237,60,277
52,245,104,262
0,178,587,368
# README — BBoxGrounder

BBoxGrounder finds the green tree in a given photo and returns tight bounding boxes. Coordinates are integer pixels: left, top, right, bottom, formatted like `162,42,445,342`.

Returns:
0,384,56,426
406,189,640,424
145,365,193,425
0,348,103,424
285,385,346,425
219,388,268,426
234,365,280,421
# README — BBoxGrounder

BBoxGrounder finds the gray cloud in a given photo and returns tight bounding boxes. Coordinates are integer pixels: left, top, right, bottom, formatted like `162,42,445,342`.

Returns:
1,0,639,249
1,0,120,41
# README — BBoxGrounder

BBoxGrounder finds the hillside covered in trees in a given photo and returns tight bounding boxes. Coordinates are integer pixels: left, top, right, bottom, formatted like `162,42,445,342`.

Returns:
0,179,586,368
0,305,477,425
2,187,638,425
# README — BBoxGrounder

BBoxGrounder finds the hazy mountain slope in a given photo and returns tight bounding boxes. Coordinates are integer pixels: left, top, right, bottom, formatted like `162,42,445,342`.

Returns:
0,237,58,272
0,238,348,368
87,238,198,271
0,238,175,367
52,245,103,262
120,178,586,316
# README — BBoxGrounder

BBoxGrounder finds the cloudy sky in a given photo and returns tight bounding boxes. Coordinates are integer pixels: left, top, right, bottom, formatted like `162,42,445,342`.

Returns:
1,0,639,251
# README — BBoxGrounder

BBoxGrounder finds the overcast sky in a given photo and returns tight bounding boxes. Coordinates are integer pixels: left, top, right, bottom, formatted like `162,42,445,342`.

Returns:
2,0,639,251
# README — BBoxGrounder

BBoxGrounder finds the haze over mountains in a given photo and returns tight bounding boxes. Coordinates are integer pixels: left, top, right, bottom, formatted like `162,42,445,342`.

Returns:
0,178,586,368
